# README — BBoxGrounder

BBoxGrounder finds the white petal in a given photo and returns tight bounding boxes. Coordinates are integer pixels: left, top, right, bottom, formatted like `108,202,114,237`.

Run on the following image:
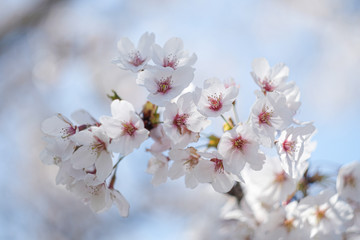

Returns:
252,58,270,80
111,189,130,217
212,173,234,193
95,151,113,182
195,160,215,183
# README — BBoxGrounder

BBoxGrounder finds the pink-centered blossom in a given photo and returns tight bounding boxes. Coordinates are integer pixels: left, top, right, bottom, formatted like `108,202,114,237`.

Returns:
276,123,317,180
113,32,155,72
251,58,301,113
152,37,197,69
218,123,265,176
136,66,194,106
250,92,294,147
70,126,113,182
163,92,210,148
194,78,239,117
100,100,149,156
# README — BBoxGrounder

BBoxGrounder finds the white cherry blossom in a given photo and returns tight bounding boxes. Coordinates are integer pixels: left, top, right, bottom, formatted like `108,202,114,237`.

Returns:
100,99,149,156
113,32,155,72
70,181,130,216
70,126,113,182
242,156,297,205
163,92,210,148
194,78,239,117
251,57,301,113
337,161,360,203
136,66,194,106
218,123,265,175
168,147,202,189
276,123,317,180
152,37,197,69
195,151,237,193
41,113,78,138
250,92,293,147
256,201,309,240
298,189,354,238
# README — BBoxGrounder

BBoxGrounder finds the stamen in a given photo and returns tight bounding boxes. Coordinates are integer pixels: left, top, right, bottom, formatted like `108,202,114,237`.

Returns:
210,158,224,173
122,122,137,136
157,77,172,94
208,93,223,111
283,139,296,154
173,113,189,134
128,51,145,67
163,53,178,69
232,136,249,152
258,107,273,126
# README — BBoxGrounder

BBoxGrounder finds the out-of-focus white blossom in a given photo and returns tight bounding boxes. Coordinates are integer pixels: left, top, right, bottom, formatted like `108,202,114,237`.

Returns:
113,32,155,72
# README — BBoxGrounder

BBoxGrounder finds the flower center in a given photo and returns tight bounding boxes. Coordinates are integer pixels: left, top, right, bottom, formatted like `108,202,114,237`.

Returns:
232,136,249,152
283,218,294,233
343,174,356,188
208,94,223,111
258,108,273,126
122,122,137,136
283,139,296,154
61,125,77,138
92,136,107,153
315,207,328,223
173,113,189,134
128,50,145,67
274,171,287,183
210,158,224,173
157,77,172,94
163,53,178,69
184,147,200,169
261,78,274,93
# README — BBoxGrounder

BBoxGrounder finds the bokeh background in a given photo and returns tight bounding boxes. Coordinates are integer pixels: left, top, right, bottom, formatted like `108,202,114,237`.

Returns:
1,0,359,239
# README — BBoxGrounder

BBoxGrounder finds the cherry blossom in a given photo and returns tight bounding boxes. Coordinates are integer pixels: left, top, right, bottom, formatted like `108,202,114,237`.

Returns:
100,99,149,156
194,151,237,193
194,78,239,117
168,147,202,189
251,58,301,113
136,66,194,106
256,201,309,240
298,189,354,238
242,156,297,205
112,32,155,72
250,92,293,147
41,113,78,138
152,37,197,69
276,123,317,180
218,123,265,175
70,126,113,182
70,181,130,216
337,161,360,203
163,92,210,148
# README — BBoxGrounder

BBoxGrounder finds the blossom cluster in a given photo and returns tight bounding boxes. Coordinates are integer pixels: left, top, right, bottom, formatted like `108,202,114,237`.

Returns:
40,33,359,239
